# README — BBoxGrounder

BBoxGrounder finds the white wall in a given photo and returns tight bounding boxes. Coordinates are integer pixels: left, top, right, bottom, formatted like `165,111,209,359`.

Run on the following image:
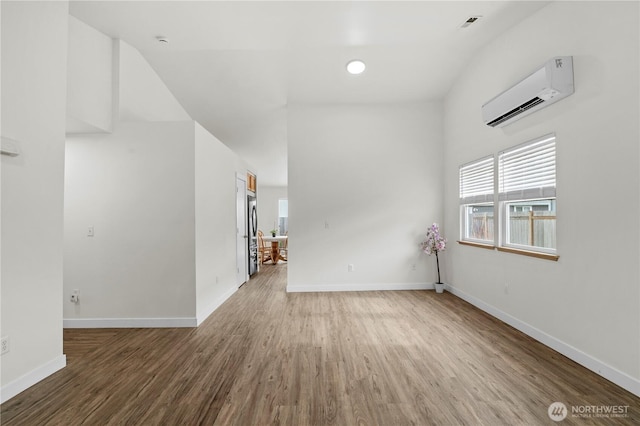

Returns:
194,122,246,324
257,185,287,235
64,122,197,325
63,24,251,328
65,120,251,328
1,1,68,402
116,40,191,123
443,1,639,393
66,15,112,134
287,103,443,291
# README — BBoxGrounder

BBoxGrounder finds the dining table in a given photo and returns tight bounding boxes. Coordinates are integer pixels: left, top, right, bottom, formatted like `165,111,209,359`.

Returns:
261,235,288,264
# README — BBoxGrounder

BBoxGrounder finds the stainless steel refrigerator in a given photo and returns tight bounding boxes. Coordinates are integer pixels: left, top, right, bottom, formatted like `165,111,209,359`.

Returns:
248,195,258,275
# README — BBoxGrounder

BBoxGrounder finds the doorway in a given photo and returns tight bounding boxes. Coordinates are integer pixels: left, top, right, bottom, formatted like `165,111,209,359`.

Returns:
236,175,248,286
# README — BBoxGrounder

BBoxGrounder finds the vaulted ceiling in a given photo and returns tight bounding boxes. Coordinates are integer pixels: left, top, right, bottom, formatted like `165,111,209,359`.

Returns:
70,1,550,186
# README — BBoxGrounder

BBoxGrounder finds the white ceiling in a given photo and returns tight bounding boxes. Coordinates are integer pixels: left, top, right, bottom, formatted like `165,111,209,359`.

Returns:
70,1,550,186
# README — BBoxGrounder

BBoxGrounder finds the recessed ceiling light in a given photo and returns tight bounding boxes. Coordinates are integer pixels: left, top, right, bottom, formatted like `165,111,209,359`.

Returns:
346,60,366,75
156,36,169,44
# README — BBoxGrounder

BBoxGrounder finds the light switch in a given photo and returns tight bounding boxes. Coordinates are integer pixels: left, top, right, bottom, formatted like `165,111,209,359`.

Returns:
88,226,94,237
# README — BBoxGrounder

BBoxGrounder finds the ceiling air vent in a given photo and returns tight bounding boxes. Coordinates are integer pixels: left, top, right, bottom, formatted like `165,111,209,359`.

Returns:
460,16,482,28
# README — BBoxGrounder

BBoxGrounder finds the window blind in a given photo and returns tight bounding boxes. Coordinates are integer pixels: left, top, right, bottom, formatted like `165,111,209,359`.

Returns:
499,134,556,201
459,155,494,204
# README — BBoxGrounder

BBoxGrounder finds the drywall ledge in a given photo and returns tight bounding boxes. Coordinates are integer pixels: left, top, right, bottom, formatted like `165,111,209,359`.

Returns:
1,136,21,156
445,284,640,398
0,355,67,404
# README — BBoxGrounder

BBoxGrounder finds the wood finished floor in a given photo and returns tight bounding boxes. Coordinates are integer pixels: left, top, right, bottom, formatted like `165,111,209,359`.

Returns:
2,264,638,425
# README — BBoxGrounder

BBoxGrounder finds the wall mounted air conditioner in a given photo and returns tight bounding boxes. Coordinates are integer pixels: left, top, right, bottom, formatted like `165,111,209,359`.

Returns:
482,56,574,127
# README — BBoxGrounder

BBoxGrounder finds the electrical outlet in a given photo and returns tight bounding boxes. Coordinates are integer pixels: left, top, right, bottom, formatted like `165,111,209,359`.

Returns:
71,289,80,304
1,336,9,355
348,264,354,272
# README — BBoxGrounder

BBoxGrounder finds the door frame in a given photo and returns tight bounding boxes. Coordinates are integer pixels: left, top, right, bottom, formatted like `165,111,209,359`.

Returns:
235,174,248,286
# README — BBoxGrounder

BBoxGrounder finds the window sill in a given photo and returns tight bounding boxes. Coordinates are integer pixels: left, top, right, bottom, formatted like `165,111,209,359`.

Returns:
497,246,559,261
457,241,559,261
457,240,495,250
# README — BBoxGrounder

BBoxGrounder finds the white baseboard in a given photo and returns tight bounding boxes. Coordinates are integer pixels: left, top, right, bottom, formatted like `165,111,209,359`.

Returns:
287,282,431,292
196,286,238,326
63,317,197,328
445,284,640,398
1,354,66,404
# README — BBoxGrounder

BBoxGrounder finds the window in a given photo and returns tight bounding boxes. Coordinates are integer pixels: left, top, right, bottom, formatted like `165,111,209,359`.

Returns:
278,199,288,235
498,134,556,253
459,156,495,244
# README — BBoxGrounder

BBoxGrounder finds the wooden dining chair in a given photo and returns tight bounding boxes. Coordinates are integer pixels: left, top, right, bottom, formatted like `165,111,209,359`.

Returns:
279,232,288,261
257,230,271,264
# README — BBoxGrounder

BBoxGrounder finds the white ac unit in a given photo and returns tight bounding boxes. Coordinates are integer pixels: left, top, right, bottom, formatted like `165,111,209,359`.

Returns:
482,56,574,127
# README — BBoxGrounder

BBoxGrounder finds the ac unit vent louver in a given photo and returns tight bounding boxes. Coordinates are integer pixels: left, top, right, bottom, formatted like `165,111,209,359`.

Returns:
486,97,544,127
482,57,574,128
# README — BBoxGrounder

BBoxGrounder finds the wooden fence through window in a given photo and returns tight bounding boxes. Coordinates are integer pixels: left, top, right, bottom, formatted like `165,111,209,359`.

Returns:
470,211,556,248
